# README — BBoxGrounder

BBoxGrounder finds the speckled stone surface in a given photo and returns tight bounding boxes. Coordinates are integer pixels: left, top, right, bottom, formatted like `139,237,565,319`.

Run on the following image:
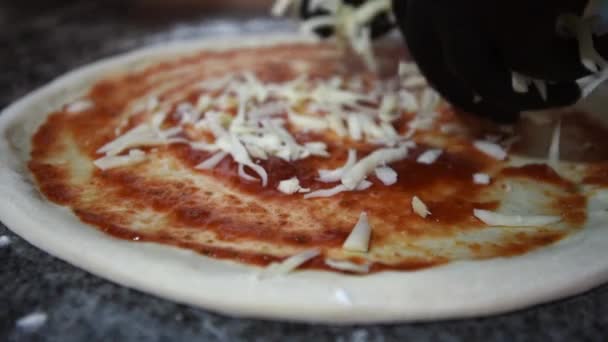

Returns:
1,3,608,341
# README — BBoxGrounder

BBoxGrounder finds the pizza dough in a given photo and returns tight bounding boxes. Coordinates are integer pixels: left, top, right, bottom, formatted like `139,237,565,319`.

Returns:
2,35,608,323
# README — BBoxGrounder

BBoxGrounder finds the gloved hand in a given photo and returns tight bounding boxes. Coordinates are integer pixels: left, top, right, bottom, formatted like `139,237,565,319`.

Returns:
393,0,599,122
300,0,608,123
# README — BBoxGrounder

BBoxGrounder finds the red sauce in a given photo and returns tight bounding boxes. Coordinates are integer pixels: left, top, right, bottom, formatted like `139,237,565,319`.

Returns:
28,43,591,274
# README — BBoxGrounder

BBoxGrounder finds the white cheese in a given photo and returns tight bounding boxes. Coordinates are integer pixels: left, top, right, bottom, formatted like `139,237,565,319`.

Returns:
412,196,430,218
303,180,371,199
473,173,491,185
318,149,358,183
341,144,409,190
398,61,419,77
474,141,508,160
374,166,398,186
288,110,328,131
417,149,443,165
473,209,561,227
511,72,530,93
277,177,310,194
548,119,562,166
402,75,427,88
398,89,419,113
229,134,268,186
343,212,372,253
195,151,228,170
578,16,608,72
325,259,371,273
260,249,320,278
346,114,364,141
66,99,94,113
97,124,166,156
532,79,548,101
379,94,398,122
238,164,259,182
94,149,147,171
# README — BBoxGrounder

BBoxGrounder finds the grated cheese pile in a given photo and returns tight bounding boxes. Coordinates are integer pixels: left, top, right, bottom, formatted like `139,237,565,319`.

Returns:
93,68,435,198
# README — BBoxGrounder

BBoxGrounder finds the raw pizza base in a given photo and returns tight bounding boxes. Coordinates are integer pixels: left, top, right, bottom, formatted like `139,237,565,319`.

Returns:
1,35,608,323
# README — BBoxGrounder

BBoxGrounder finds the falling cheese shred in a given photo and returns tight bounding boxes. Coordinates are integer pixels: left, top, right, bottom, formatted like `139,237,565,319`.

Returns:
343,212,372,252
548,118,562,167
473,209,561,227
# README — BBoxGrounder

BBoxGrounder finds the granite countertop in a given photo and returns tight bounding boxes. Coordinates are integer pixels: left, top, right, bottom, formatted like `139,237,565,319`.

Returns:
1,2,607,341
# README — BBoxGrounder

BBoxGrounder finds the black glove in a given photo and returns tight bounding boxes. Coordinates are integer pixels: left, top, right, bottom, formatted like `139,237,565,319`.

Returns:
301,0,606,123
393,0,597,122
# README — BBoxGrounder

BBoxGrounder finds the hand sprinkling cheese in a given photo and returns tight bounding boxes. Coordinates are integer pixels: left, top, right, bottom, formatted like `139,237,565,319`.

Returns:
343,212,372,253
412,196,430,218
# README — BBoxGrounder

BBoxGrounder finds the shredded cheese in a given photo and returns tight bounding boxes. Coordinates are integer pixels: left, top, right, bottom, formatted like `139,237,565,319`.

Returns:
417,149,443,165
318,149,357,183
412,196,430,218
511,72,530,93
474,141,508,160
325,259,371,273
343,212,372,252
304,180,372,199
195,152,228,170
94,149,147,170
473,173,491,185
260,249,320,278
548,119,562,167
341,144,409,190
374,166,398,186
473,209,561,227
278,177,310,194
